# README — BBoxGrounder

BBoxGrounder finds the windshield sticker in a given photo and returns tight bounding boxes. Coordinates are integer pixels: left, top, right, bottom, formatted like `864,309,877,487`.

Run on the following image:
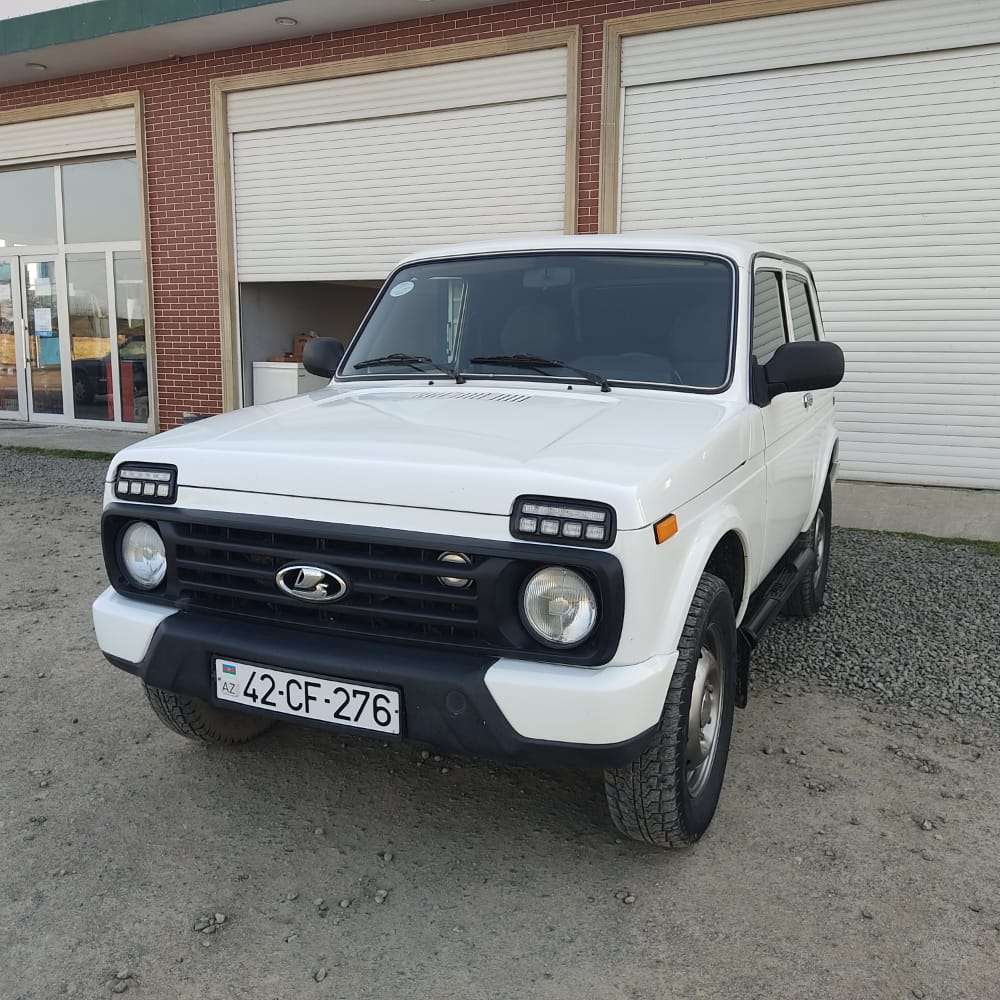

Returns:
389,280,415,298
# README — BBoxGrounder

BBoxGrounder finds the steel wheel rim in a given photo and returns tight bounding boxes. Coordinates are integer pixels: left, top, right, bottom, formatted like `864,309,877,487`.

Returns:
813,507,827,587
686,641,723,797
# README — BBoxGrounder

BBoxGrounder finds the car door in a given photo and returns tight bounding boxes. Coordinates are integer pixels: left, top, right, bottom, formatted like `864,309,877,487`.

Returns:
752,264,816,574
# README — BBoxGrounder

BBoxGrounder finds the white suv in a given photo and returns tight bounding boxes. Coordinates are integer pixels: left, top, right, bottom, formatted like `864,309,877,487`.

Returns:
93,235,843,848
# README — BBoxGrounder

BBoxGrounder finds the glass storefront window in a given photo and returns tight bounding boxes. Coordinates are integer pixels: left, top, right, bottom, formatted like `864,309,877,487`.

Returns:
0,261,18,412
62,157,141,244
0,166,58,248
113,252,149,423
25,259,63,415
67,253,113,421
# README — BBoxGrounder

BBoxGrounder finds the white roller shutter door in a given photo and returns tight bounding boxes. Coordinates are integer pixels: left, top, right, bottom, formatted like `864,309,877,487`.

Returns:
0,107,134,167
230,47,569,282
617,0,1000,489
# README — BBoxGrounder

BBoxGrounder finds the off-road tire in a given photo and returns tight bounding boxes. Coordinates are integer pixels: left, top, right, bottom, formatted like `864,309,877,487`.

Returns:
143,684,275,744
604,573,737,848
785,479,832,618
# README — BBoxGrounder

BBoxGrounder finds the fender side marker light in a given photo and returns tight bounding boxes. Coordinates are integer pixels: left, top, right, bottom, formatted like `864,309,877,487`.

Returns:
654,514,678,544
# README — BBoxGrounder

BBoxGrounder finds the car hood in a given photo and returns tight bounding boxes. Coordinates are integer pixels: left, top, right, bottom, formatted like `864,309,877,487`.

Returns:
116,383,749,529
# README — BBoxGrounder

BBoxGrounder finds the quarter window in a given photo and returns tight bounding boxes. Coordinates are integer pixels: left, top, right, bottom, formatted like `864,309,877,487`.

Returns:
787,277,818,341
751,270,787,364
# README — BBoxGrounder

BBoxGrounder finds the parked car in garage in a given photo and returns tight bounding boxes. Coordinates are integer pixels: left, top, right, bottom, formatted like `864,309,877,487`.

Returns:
92,234,844,848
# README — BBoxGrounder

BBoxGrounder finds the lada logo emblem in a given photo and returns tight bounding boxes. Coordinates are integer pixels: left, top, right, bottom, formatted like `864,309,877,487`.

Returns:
275,564,348,603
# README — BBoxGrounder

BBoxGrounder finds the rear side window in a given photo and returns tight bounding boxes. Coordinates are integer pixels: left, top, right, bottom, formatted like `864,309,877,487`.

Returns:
751,270,787,364
787,276,818,341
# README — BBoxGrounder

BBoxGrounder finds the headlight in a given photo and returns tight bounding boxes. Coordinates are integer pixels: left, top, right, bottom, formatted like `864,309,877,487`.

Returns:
520,566,598,647
510,496,615,546
114,462,177,503
120,521,167,590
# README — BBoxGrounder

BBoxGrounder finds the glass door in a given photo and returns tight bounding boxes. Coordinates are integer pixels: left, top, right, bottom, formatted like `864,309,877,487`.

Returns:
22,256,68,418
0,257,27,419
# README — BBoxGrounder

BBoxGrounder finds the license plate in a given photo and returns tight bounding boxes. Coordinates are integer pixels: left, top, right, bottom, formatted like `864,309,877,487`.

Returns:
213,658,401,735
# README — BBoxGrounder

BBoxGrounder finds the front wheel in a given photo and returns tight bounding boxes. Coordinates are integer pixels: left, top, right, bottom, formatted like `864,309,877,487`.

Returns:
144,684,275,744
604,574,737,848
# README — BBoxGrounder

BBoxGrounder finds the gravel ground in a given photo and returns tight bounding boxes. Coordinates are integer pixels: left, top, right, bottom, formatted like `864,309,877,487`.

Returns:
2,449,999,1000
756,529,1000,720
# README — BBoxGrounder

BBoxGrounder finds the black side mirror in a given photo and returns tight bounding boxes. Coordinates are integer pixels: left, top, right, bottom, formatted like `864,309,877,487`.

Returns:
759,340,844,402
303,338,345,378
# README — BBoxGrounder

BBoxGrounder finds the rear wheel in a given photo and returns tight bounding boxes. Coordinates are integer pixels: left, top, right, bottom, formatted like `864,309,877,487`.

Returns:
604,574,737,848
785,478,832,618
144,684,275,744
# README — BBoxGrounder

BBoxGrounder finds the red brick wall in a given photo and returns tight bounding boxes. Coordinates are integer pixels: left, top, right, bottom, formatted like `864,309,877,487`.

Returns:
0,0,720,427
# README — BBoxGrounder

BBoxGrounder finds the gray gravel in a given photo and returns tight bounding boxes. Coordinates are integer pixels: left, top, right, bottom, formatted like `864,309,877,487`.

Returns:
0,446,108,500
756,528,1000,722
2,448,1000,1000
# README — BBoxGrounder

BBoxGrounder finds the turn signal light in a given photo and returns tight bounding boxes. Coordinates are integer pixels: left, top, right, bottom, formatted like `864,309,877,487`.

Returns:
653,514,678,544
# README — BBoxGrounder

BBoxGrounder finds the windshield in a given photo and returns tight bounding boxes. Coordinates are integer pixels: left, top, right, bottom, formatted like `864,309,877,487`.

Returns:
341,253,735,390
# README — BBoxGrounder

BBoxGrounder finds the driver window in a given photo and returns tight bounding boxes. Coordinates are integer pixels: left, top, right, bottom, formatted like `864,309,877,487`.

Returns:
751,270,788,364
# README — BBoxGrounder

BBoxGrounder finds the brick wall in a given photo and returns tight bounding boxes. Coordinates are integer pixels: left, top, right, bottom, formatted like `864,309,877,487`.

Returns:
0,0,719,428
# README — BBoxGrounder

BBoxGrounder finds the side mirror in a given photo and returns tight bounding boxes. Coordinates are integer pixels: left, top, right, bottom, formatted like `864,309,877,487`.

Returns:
760,340,844,401
302,338,345,378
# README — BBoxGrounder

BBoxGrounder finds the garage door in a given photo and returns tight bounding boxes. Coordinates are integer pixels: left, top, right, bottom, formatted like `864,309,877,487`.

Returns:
228,46,571,283
615,0,1000,489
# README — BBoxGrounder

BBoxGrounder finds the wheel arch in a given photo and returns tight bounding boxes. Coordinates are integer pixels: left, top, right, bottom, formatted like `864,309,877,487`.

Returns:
703,530,747,621
657,508,753,658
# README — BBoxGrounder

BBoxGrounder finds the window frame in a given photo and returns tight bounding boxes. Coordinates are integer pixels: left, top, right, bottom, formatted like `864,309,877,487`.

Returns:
336,249,741,396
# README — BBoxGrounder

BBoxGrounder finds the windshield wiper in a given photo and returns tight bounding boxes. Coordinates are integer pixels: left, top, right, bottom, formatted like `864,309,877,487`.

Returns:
353,353,465,384
469,354,611,393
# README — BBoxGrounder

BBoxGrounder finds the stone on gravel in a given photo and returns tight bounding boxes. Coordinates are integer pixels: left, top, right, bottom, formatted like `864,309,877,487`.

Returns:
314,967,328,983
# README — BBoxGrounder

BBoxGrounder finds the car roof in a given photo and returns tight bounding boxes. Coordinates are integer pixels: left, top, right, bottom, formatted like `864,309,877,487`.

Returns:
399,232,803,270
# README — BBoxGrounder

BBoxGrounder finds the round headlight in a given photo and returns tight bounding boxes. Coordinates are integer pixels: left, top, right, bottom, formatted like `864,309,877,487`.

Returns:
521,566,598,647
437,552,473,589
120,521,167,590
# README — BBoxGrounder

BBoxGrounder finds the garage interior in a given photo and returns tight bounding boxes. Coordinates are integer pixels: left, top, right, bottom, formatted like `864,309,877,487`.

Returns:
238,281,377,405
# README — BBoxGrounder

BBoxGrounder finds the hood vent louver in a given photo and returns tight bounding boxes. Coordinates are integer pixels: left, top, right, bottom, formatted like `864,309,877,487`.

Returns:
360,390,532,404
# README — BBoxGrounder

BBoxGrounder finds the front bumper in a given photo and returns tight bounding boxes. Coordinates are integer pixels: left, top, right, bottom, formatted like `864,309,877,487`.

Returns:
93,588,675,767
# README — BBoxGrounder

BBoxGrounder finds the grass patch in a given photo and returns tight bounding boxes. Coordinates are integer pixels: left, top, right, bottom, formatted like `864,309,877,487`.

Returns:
843,524,1000,557
0,444,114,462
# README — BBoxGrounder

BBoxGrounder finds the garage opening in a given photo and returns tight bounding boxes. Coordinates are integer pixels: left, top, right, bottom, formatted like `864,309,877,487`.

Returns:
238,281,377,405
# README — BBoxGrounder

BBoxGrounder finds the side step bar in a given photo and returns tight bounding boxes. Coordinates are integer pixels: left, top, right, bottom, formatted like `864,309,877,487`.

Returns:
735,545,816,708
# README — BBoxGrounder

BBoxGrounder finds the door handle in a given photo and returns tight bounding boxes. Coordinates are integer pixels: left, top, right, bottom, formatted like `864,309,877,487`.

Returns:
803,392,814,409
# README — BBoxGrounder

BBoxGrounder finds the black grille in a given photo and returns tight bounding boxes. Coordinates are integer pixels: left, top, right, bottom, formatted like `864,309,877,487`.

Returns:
170,520,484,645
101,505,626,666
